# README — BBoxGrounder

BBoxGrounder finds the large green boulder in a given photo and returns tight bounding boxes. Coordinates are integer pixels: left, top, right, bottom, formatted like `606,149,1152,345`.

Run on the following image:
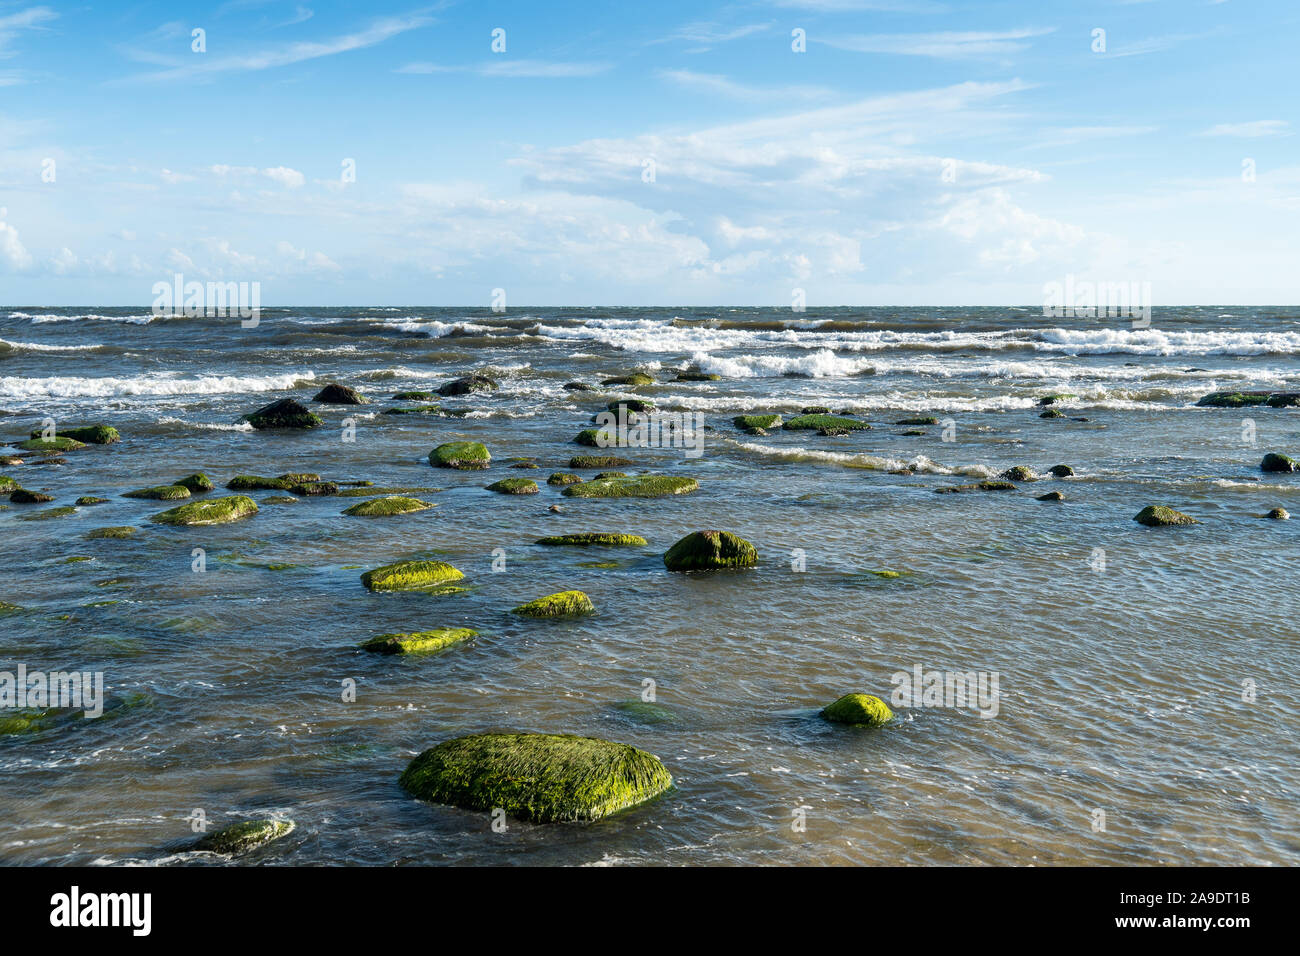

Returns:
429,442,490,470
361,560,464,592
562,475,698,499
342,496,436,517
151,495,258,526
360,627,476,655
663,530,757,571
821,693,894,727
512,590,594,617
243,398,323,429
1133,505,1198,526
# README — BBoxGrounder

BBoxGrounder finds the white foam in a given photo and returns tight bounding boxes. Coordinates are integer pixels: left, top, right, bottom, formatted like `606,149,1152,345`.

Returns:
0,371,314,400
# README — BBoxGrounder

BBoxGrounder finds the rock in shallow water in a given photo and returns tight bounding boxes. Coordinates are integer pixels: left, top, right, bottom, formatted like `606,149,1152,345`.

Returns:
151,495,258,526
512,590,595,617
399,732,673,823
360,627,476,655
1261,453,1298,473
361,559,463,592
536,532,647,546
242,398,323,430
342,495,436,517
312,383,368,405
429,441,490,470
562,475,697,498
663,530,757,571
1133,505,1198,526
821,693,894,726
486,478,539,494
194,819,294,855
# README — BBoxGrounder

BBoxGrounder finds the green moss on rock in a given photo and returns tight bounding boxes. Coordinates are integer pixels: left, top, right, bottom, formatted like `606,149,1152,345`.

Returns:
933,481,1017,494
194,819,295,855
663,530,757,571
227,475,291,491
10,489,55,503
429,441,490,470
342,495,436,517
998,466,1037,482
337,485,441,497
610,700,679,724
487,478,539,494
175,473,214,492
123,484,191,500
242,398,323,429
733,414,782,432
290,481,338,496
568,455,632,469
29,424,120,444
536,532,647,547
562,475,698,498
392,390,438,401
17,436,85,452
600,372,654,387
895,416,939,426
21,506,77,520
361,559,464,592
75,496,109,506
87,526,136,539
1261,453,1298,473
1196,391,1300,408
437,373,498,397
399,732,672,823
783,414,870,431
547,472,583,486
312,383,368,405
0,475,20,493
821,693,894,726
1134,505,1198,526
512,590,595,617
360,627,476,655
151,495,258,526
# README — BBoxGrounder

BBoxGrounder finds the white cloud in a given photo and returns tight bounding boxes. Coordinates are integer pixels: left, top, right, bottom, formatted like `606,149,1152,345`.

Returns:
0,209,33,270
262,166,305,188
821,27,1055,59
658,69,833,102
0,6,57,53
1200,120,1291,138
396,59,611,78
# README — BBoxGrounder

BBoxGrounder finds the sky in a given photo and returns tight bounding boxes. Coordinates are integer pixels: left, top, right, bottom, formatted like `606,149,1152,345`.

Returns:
0,0,1297,306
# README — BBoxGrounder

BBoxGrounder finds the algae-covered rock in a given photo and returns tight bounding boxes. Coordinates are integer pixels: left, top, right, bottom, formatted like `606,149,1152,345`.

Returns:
0,707,67,735
20,506,76,520
1037,394,1077,406
610,700,679,724
392,390,439,401
663,530,757,571
563,382,597,392
151,495,258,526
783,414,870,431
536,532,647,547
261,495,298,504
1048,465,1075,478
290,481,338,497
9,489,54,503
593,472,627,480
0,475,19,494
194,819,294,855
733,414,782,433
512,590,595,617
607,398,655,415
1040,409,1064,419
342,496,436,517
895,416,939,426
360,627,476,655
547,472,583,486
75,496,109,506
429,441,490,470
227,475,291,491
821,693,894,727
1134,505,1198,527
29,424,119,445
1261,453,1298,473
399,732,672,823
336,485,441,497
998,466,1037,482
437,373,498,397
361,559,464,592
243,398,323,429
87,526,136,539
486,478,539,495
600,372,654,387
1037,491,1065,502
562,475,698,499
573,428,609,447
383,404,442,416
1266,507,1290,520
1196,391,1300,408
123,484,191,501
675,371,721,382
312,383,368,405
277,472,320,485
17,436,85,452
175,473,214,492
568,455,632,469
933,481,1017,494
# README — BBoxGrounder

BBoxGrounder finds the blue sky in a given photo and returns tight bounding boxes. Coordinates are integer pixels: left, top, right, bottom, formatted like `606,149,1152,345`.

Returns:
1,0,1297,305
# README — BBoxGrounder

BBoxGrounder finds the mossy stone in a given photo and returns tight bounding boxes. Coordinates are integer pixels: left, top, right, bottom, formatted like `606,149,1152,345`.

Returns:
663,530,757,571
399,732,672,823
20,506,77,520
175,473,214,492
1048,465,1075,477
123,484,191,500
1134,505,1198,526
487,478,539,494
998,466,1036,482
9,488,54,503
895,417,939,426
194,819,295,855
512,590,595,617
360,627,476,655
312,383,368,405
342,496,436,517
535,532,647,547
17,436,85,452
821,693,894,727
151,495,258,526
568,455,632,469
600,372,654,387
1261,453,1298,473
75,496,109,506
562,475,698,499
547,472,583,486
429,441,490,470
29,424,120,444
227,475,291,491
783,414,870,431
392,390,438,401
733,414,782,432
87,526,136,539
437,373,498,397
361,559,464,592
242,398,323,429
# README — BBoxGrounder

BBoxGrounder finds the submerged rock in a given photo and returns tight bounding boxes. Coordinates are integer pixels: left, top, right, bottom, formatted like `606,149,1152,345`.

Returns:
399,732,672,823
29,424,120,445
1197,390,1300,408
1037,394,1077,406
86,526,136,539
360,627,476,655
536,532,647,546
10,488,54,503
227,475,291,491
607,398,655,415
486,478,539,495
663,530,757,571
1037,491,1065,502
290,481,338,496
382,404,442,416
277,472,320,485
1047,465,1075,478
1266,507,1290,520
895,417,939,426
600,372,654,387
123,485,191,501
312,383,368,405
563,382,597,392
562,475,698,498
1261,453,1298,473
568,455,632,469
610,700,679,724
512,590,595,617
361,559,464,592
1133,505,1198,526
783,414,870,431
75,496,109,506
733,414,783,433
547,472,583,486
998,466,1037,482
342,496,436,517
934,481,1017,494
429,441,490,470
17,436,85,452
821,693,894,727
151,495,258,526
437,373,498,397
175,473,214,492
194,819,295,855
1040,409,1064,419
20,506,76,520
243,397,323,429
675,371,721,382
392,390,439,401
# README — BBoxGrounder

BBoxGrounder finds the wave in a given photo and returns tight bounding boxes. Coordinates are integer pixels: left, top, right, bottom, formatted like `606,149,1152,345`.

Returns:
0,371,314,400
12,312,159,325
724,438,994,477
0,338,107,354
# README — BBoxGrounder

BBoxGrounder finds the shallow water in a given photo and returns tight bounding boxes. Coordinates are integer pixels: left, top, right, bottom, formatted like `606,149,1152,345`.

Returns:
2,305,1298,865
